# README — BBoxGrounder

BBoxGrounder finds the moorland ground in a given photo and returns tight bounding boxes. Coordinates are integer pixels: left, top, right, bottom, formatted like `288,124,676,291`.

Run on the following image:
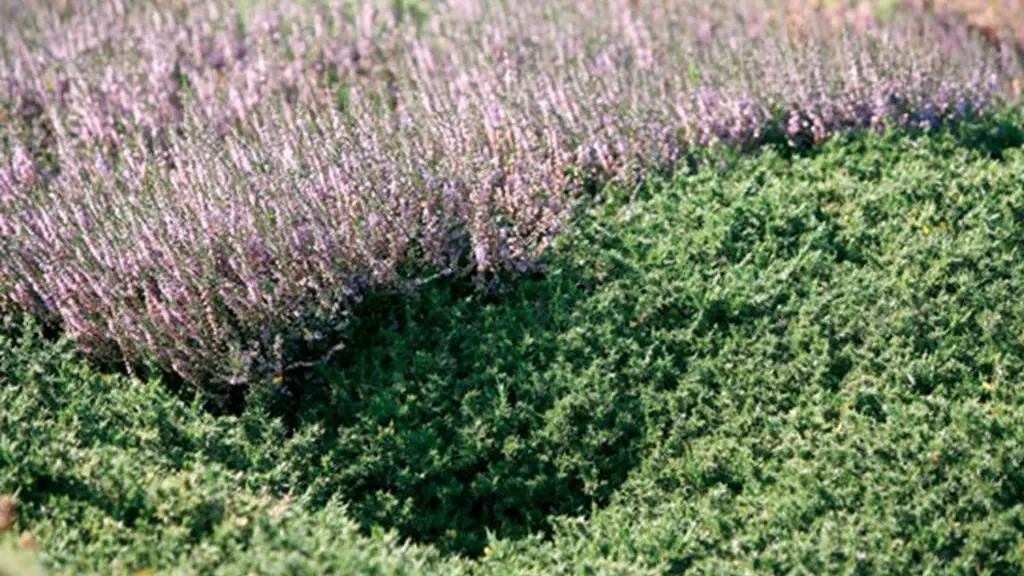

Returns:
5,1,1024,574
6,119,1024,574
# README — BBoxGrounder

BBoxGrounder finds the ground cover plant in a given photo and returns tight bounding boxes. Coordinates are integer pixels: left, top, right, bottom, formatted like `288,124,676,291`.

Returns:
6,0,1024,574
5,123,1024,574
1,0,1013,391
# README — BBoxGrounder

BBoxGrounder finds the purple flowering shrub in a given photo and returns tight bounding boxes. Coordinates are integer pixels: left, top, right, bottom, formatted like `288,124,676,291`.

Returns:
0,0,1014,390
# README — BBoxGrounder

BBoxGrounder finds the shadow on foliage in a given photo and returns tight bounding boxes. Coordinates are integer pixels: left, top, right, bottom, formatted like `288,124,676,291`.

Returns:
756,108,1024,161
11,110,1024,560
252,266,645,557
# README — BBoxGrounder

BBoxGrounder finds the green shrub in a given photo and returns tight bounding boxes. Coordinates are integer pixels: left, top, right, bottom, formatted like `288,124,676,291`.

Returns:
5,125,1024,573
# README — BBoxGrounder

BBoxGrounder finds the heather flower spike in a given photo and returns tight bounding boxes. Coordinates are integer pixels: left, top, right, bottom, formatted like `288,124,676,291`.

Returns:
0,0,1015,391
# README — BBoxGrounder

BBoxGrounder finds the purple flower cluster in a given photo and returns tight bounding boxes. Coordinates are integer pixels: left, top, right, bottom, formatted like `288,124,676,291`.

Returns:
0,0,1012,390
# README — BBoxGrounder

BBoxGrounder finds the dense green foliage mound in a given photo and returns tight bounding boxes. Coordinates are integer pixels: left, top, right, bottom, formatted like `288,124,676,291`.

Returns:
5,124,1024,574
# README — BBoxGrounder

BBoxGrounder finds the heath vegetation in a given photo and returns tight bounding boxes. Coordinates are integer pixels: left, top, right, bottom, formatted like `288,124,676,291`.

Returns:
3,1,1024,574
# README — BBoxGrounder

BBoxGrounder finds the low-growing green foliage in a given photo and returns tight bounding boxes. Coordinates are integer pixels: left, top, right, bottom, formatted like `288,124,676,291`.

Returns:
5,123,1024,574
3,0,1011,392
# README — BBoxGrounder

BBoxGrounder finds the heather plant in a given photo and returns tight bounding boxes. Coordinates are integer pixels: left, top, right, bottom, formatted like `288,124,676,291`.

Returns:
5,126,1024,572
0,0,434,153
0,0,1016,391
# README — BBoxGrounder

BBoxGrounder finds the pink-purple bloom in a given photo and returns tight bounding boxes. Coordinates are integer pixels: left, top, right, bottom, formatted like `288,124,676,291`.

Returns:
0,0,1015,390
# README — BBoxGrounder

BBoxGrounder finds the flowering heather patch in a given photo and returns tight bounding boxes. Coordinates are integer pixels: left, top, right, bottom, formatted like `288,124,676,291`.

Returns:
0,0,1014,391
